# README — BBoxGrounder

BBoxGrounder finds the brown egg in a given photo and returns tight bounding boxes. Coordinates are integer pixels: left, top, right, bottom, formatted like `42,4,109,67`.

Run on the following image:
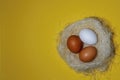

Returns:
79,46,97,62
67,35,83,53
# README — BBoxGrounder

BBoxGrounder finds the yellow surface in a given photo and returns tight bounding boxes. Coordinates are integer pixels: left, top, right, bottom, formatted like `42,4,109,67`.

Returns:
1,0,120,80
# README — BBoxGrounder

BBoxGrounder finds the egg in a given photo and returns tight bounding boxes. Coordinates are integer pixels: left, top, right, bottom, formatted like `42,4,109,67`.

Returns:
79,46,97,62
67,35,83,53
79,28,97,44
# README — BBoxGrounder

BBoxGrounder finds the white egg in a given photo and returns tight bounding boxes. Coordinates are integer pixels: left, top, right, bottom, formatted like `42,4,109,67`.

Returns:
79,28,97,44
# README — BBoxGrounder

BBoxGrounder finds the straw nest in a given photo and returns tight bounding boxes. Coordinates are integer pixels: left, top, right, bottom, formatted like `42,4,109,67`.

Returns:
57,17,115,73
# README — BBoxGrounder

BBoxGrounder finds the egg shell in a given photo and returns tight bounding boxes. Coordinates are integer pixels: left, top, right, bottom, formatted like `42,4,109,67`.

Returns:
67,35,83,53
79,46,97,62
79,28,97,44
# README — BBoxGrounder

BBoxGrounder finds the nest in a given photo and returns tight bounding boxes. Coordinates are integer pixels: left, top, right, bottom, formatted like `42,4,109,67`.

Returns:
57,17,115,73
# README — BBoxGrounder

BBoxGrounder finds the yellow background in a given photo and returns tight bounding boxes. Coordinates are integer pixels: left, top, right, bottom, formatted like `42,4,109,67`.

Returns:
1,0,120,80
